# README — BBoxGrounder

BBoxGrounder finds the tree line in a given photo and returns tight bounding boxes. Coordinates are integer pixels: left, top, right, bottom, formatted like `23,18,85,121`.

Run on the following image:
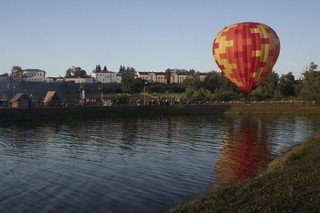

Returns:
9,62,320,102
120,62,320,103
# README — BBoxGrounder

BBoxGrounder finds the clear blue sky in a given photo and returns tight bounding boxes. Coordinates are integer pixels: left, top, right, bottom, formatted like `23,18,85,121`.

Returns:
1,0,319,78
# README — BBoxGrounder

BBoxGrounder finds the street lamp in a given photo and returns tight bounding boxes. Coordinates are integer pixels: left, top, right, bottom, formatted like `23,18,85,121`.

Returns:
100,83,104,103
79,85,82,100
79,83,85,100
144,81,147,106
98,83,104,106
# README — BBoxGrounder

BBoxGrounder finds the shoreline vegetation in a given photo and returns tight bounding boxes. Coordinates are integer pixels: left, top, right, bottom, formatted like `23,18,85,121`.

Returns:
170,134,320,212
1,102,320,122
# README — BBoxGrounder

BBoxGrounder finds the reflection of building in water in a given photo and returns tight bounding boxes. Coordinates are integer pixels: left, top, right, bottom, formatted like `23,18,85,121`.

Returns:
135,117,184,143
212,117,271,188
8,124,58,158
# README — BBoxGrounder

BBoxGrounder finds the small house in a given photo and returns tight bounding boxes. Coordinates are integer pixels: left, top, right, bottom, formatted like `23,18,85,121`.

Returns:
43,91,61,107
10,93,32,109
0,92,10,107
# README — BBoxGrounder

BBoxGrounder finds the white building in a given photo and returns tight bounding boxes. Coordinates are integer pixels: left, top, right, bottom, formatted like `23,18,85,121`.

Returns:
90,71,120,83
45,77,65,83
23,69,46,82
64,76,95,84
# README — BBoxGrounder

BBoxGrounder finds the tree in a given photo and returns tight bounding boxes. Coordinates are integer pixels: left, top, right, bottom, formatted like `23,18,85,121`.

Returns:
65,66,87,77
213,90,237,101
182,69,201,90
11,66,23,78
96,65,102,73
183,86,195,103
79,69,87,76
278,72,296,97
121,67,136,94
250,71,279,100
308,61,318,71
189,69,196,76
132,78,144,93
103,66,108,72
193,87,212,102
202,71,225,92
165,69,172,85
298,62,320,101
65,68,72,77
209,72,238,97
119,65,126,74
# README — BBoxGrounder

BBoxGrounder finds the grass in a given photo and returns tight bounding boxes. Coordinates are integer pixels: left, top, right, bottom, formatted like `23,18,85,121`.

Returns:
148,92,185,99
170,135,320,212
2,104,320,123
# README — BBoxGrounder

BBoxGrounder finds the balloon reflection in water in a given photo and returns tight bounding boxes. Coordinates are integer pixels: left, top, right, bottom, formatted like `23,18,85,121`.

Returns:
212,117,272,188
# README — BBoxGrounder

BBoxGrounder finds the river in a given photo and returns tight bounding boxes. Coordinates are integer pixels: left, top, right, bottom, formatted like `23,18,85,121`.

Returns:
1,115,320,212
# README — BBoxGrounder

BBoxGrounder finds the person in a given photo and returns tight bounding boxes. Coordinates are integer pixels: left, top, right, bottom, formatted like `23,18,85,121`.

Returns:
245,98,251,105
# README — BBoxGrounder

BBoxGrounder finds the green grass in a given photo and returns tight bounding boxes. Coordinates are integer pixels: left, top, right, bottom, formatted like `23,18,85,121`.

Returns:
170,135,320,212
148,92,185,99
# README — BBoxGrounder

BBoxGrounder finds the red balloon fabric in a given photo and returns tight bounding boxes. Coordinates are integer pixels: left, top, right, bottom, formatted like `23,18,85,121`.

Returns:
213,22,280,97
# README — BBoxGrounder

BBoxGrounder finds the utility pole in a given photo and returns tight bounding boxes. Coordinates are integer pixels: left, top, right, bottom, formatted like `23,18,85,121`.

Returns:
143,81,147,105
100,83,104,103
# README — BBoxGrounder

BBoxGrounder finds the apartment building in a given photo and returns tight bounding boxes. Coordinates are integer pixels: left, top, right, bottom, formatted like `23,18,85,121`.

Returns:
91,71,120,83
23,69,46,82
137,70,208,84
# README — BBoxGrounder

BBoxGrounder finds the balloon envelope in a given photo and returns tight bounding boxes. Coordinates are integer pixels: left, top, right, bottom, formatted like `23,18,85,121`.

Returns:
213,22,280,97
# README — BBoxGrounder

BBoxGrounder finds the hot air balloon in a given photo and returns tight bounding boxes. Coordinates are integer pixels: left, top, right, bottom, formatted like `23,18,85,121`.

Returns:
213,22,280,98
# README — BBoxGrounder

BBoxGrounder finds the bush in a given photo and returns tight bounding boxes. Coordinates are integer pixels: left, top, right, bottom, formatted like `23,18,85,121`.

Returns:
214,91,239,102
147,83,185,93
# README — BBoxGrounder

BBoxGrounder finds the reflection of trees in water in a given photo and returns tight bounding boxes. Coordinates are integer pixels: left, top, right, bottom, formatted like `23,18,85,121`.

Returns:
62,118,183,153
132,117,183,144
120,119,138,148
58,120,118,157
0,124,60,162
7,124,58,149
212,117,271,188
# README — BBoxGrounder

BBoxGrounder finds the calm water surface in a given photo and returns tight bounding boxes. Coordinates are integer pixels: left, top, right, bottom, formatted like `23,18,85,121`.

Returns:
1,115,320,212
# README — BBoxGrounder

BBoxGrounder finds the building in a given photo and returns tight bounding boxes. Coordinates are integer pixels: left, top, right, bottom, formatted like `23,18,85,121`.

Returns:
0,73,9,89
10,93,32,108
151,72,166,84
0,73,9,82
64,76,95,84
199,73,208,81
46,77,64,83
22,69,46,82
137,71,167,83
137,70,208,84
171,70,189,84
137,72,149,81
0,92,10,107
90,71,119,83
43,91,61,107
116,73,122,83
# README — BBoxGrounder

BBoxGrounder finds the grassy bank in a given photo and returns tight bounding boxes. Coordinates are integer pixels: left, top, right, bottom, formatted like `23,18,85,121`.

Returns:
1,103,320,123
170,134,320,212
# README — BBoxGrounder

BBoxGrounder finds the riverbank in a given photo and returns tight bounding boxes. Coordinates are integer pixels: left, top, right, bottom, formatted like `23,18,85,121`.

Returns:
170,134,320,212
1,103,320,123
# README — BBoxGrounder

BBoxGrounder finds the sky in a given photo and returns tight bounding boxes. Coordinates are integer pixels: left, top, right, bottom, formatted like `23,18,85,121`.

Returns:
1,0,320,78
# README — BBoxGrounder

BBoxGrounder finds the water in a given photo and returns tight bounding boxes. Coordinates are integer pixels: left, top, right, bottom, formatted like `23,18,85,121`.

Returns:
1,115,320,212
